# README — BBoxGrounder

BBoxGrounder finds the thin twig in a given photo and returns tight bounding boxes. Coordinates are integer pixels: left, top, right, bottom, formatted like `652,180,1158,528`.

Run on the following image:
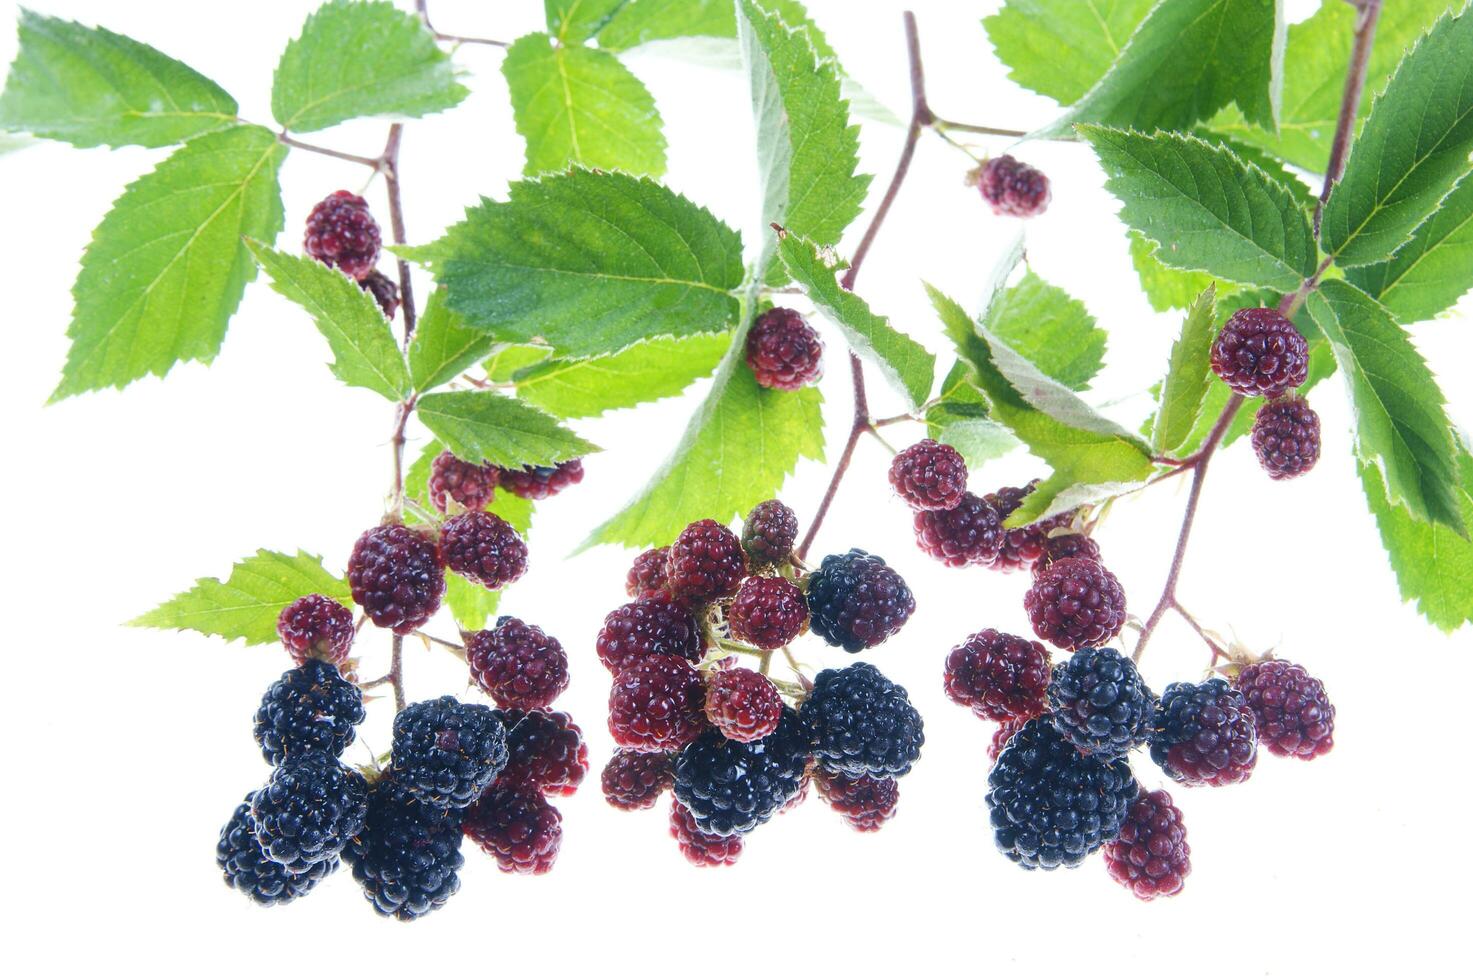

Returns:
929,117,1027,139
416,0,508,47
277,132,382,169
381,124,417,341
388,635,407,712
1315,0,1383,235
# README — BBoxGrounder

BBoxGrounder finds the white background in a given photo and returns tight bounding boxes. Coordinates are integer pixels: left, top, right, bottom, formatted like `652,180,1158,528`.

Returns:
3,1,1469,976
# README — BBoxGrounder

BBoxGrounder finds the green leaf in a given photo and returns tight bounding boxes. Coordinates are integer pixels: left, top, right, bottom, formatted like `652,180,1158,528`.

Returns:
1359,440,1473,633
408,289,498,393
926,362,1020,468
1081,126,1316,292
514,333,730,418
246,241,409,400
1151,285,1218,455
416,389,599,469
597,0,737,49
404,169,743,359
0,10,238,148
130,550,351,646
776,235,934,409
52,124,286,400
502,33,666,177
485,344,553,382
1034,0,1285,137
1306,280,1464,533
1346,172,1473,322
271,0,467,133
1320,7,1473,266
1210,0,1459,173
545,0,627,42
1129,231,1223,312
986,270,1106,391
983,0,1156,106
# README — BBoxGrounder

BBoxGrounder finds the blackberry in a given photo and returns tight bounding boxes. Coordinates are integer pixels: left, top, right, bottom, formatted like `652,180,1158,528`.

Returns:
673,706,812,836
913,493,1003,568
1103,789,1190,901
1033,532,1102,574
816,771,899,832
889,440,968,511
745,307,824,391
943,629,1051,722
1210,308,1309,398
596,594,706,673
1047,647,1155,759
602,750,675,811
984,481,1075,572
428,451,499,513
253,659,365,765
670,799,744,867
491,708,589,796
626,547,670,598
304,190,381,280
666,519,747,606
741,499,799,567
361,269,400,319
464,785,562,875
801,663,924,778
1150,679,1258,787
728,576,808,649
986,717,1137,870
805,549,915,652
1251,395,1321,479
1233,660,1335,760
988,716,1028,763
440,510,528,591
977,155,1051,218
347,523,445,634
466,616,568,709
497,459,583,500
346,778,464,921
390,696,508,809
250,752,367,871
276,593,356,666
608,654,709,752
217,796,336,905
704,667,784,743
1024,556,1127,651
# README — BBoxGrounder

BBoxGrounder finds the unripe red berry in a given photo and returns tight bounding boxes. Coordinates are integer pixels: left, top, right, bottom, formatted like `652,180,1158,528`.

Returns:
745,307,823,390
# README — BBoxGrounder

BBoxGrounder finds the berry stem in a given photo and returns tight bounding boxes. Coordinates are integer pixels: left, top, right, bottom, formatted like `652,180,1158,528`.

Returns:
1315,0,1383,236
928,117,1027,139
381,123,418,341
413,630,467,660
275,132,383,169
416,0,509,47
388,634,407,712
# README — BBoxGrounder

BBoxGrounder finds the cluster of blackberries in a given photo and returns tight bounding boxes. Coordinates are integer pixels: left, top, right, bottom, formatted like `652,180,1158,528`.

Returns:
974,154,1051,218
1213,307,1320,480
598,500,924,864
745,307,824,392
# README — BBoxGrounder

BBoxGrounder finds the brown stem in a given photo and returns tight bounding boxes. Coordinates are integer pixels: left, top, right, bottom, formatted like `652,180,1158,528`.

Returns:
276,132,383,169
929,117,1027,139
381,124,417,342
798,356,872,560
388,634,407,712
1316,0,1383,235
416,0,508,47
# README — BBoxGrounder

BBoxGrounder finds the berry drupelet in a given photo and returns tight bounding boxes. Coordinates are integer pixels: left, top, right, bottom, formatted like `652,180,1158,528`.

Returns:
673,706,812,836
464,784,563,875
491,708,589,796
440,511,528,591
977,155,1051,218
607,654,709,752
427,451,499,513
801,663,924,778
816,771,900,832
704,667,784,743
625,547,670,598
745,307,824,391
596,593,707,673
666,518,747,606
253,659,365,765
276,594,356,666
497,459,584,500
944,629,1051,722
1251,395,1321,479
347,523,445,634
347,778,465,921
1047,647,1155,759
1103,789,1190,901
741,498,799,567
1233,660,1335,760
670,799,744,867
728,576,808,650
304,190,381,280
889,439,969,511
1024,556,1127,651
250,752,368,871
389,696,508,809
913,492,1004,567
467,616,569,710
218,797,337,906
1150,679,1258,787
602,750,675,811
805,549,915,652
1210,308,1309,398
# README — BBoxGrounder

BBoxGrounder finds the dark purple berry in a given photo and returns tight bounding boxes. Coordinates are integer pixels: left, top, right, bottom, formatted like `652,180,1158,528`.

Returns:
304,190,381,280
745,307,823,390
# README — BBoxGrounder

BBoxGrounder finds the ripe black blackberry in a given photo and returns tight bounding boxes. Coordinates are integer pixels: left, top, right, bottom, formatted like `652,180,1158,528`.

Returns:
389,696,508,809
745,307,823,391
602,750,675,811
625,546,670,598
250,752,367,871
889,440,968,511
1150,679,1258,787
218,796,336,905
491,708,589,797
607,654,709,752
943,629,1051,722
304,189,381,280
347,778,465,921
1024,556,1127,651
816,771,899,832
347,523,445,634
1048,647,1155,759
984,481,1075,572
276,593,356,666
1233,660,1335,760
253,659,365,765
596,593,706,673
741,498,799,567
1210,308,1309,398
497,459,584,500
670,798,744,867
805,549,915,652
466,616,568,709
801,663,924,778
428,450,499,513
673,706,812,836
986,716,1137,870
464,784,563,875
1251,395,1321,479
1103,788,1190,900
977,155,1051,218
666,518,747,606
913,492,1003,568
360,269,400,319
704,667,784,743
728,575,808,650
440,510,528,590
